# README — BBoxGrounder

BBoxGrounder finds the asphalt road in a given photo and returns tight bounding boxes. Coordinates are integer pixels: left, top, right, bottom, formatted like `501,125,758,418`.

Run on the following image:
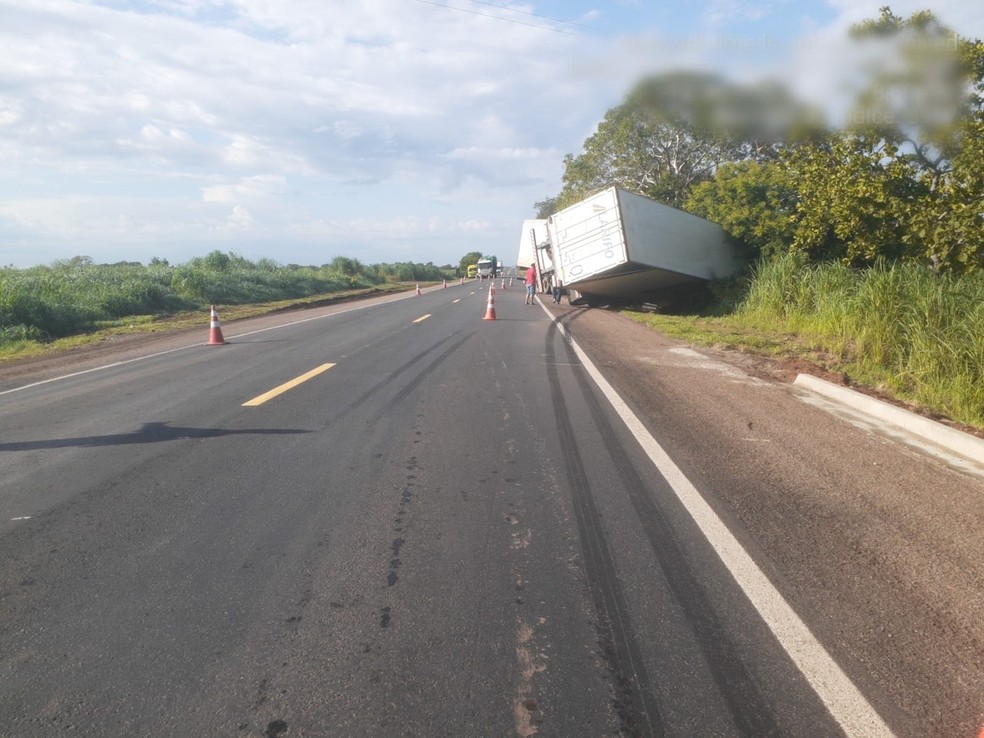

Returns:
1,283,981,737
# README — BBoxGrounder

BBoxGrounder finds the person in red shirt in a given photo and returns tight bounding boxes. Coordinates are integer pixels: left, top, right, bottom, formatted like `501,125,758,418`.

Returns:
524,264,537,305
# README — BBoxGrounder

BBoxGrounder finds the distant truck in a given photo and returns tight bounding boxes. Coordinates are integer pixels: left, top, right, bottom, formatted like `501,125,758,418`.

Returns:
466,264,478,279
526,187,744,306
476,255,498,280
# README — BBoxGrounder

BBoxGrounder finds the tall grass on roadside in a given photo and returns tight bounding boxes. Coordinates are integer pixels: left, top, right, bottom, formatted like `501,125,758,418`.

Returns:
0,252,454,348
739,254,984,428
0,262,188,342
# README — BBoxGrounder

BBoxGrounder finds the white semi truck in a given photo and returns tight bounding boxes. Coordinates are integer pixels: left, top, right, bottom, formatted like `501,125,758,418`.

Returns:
519,187,744,305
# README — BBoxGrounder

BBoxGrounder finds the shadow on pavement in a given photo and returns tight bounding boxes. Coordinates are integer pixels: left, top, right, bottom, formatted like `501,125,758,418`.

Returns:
0,421,310,451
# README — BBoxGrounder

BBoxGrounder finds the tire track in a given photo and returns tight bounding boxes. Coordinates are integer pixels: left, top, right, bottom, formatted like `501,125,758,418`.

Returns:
327,330,471,426
544,329,664,737
554,319,785,736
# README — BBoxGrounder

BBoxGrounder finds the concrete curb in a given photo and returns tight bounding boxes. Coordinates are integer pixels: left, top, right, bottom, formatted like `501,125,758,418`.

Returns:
793,373,984,465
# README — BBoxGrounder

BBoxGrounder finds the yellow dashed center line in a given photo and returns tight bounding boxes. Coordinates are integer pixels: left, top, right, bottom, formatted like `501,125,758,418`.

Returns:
242,363,336,407
413,314,432,323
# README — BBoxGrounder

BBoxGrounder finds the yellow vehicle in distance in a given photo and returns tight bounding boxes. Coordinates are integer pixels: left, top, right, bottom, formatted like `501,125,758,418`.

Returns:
466,264,478,279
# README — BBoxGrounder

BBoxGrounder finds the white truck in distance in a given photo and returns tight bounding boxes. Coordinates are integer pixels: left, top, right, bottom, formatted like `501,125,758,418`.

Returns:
521,187,744,306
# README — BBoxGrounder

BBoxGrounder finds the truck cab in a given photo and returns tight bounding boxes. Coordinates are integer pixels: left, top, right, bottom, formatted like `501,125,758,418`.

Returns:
466,264,478,279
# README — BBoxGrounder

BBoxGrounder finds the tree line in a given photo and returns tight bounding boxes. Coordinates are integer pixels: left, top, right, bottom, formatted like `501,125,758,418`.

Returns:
537,7,984,275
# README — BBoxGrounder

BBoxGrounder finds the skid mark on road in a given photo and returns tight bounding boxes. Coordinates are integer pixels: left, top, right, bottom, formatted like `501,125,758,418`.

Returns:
544,329,663,737
567,329,785,735
377,453,419,628
368,332,474,423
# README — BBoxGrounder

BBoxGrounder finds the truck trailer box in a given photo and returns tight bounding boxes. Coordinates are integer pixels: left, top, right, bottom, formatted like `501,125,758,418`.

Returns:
545,187,743,301
515,219,546,270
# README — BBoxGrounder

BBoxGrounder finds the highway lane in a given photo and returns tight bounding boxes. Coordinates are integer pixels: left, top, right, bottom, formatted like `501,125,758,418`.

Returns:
0,282,970,736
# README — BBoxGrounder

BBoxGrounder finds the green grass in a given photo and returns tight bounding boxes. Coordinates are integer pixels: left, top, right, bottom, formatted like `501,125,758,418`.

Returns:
0,273,423,362
625,255,984,431
0,252,454,359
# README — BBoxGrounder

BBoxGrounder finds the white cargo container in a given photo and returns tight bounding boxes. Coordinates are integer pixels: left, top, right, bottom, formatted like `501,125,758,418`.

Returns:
515,219,546,271
545,187,744,304
515,219,555,290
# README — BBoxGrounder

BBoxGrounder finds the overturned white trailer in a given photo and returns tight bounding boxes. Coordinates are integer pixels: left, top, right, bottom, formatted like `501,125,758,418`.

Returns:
515,218,554,290
537,187,744,305
515,218,545,270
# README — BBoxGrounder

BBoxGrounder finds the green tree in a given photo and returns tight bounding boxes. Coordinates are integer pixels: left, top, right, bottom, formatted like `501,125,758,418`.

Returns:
911,116,984,271
329,256,364,277
556,72,811,210
784,131,927,264
458,251,482,272
202,250,232,272
827,7,984,271
533,197,558,218
687,7,984,272
685,160,798,261
556,85,721,210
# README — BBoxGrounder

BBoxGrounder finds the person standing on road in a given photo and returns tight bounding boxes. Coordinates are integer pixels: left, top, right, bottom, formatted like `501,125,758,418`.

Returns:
524,264,537,305
551,275,562,304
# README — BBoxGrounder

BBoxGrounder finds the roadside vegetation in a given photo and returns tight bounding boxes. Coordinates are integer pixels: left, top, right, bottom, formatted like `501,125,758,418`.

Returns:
0,252,453,359
627,257,984,430
536,7,984,430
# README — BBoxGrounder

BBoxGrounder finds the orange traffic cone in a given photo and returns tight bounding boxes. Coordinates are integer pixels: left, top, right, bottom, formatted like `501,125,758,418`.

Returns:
490,281,496,296
501,278,505,291
483,288,497,320
206,305,226,345
443,279,447,288
415,283,421,296
460,276,464,285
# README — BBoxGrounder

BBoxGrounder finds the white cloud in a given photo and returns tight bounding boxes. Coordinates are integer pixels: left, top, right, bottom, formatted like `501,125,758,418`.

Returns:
330,120,364,140
225,205,254,230
2,1,981,268
445,147,558,162
202,175,287,203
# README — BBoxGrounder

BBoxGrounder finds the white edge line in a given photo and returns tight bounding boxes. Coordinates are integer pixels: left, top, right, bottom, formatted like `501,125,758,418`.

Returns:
544,303,896,738
0,292,417,397
0,343,198,397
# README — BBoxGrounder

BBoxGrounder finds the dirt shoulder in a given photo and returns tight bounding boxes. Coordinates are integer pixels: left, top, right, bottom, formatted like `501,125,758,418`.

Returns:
556,304,984,441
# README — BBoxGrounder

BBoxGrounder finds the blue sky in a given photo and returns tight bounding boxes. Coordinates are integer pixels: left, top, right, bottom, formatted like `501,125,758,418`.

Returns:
1,0,982,269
